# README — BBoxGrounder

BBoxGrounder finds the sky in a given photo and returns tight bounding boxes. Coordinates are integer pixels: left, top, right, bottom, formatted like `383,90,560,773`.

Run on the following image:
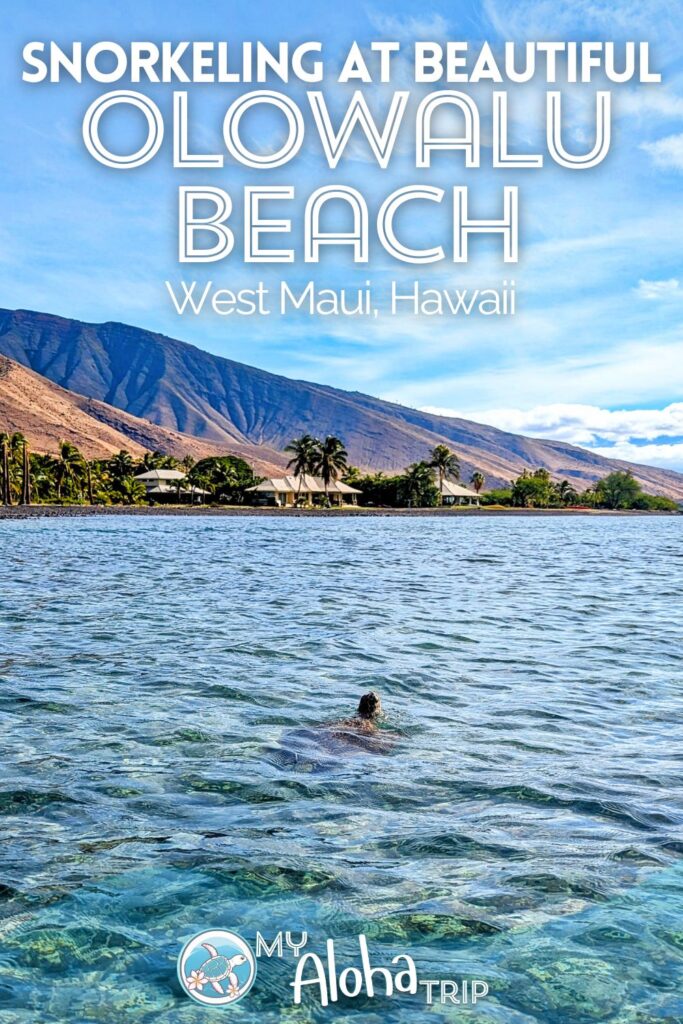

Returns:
1,0,682,468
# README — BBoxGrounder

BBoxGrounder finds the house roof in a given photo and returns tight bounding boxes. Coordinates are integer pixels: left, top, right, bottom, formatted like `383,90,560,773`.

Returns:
146,484,209,495
440,480,480,498
145,484,176,494
134,469,187,481
246,474,362,495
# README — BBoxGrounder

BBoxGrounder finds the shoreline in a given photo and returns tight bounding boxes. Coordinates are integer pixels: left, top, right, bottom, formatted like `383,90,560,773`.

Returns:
0,504,678,520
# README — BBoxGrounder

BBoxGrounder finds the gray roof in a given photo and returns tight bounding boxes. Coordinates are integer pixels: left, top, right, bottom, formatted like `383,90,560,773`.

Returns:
440,480,480,498
146,484,209,495
246,474,362,495
145,484,176,494
134,469,187,481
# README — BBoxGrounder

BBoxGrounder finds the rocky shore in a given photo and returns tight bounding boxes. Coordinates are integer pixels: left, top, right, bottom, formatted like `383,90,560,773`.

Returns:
0,504,675,520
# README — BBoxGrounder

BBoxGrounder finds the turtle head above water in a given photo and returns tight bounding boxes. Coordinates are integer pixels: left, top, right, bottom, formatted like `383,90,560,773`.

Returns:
357,691,382,720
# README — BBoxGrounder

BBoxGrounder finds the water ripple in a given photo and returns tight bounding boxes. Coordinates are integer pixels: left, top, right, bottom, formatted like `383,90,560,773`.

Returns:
0,515,682,1022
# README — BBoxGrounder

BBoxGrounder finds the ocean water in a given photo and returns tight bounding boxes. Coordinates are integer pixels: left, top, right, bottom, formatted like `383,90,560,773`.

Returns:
0,515,682,1024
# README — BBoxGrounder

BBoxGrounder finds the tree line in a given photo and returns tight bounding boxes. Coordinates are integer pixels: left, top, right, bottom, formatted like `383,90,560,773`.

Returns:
0,433,259,506
285,438,485,507
0,430,677,511
481,467,678,511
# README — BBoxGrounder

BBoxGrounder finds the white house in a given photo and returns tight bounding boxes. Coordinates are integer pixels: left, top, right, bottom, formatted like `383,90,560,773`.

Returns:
439,480,480,506
134,469,187,496
134,468,209,502
246,474,361,507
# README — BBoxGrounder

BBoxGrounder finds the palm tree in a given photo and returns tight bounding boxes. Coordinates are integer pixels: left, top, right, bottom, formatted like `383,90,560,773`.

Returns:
470,471,485,495
557,479,578,506
181,454,196,475
116,477,146,505
85,461,94,505
285,434,319,500
203,461,238,503
312,435,348,503
108,450,135,486
140,450,166,472
429,444,460,503
0,432,11,506
10,432,25,461
30,453,56,501
54,441,84,500
87,460,112,505
20,438,31,505
187,470,212,504
401,461,435,507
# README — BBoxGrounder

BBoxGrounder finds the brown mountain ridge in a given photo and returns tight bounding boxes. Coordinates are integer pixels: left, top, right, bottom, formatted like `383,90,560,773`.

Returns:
1,307,682,498
0,356,286,472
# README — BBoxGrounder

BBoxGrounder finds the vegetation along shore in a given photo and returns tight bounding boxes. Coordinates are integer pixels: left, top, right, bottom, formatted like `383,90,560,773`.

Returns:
0,429,679,513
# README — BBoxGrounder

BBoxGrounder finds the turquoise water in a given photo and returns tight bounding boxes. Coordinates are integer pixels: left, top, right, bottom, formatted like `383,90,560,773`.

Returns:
0,515,682,1023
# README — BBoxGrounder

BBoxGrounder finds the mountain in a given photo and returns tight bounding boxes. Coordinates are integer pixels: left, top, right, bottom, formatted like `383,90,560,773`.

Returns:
1,306,682,498
0,355,286,471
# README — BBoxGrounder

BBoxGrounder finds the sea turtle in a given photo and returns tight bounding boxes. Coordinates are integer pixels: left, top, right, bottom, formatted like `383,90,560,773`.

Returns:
197,943,247,996
267,692,398,769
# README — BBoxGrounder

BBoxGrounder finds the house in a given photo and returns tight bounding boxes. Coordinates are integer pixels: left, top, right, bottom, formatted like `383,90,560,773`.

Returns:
134,468,187,496
246,474,361,507
134,468,209,503
439,480,480,506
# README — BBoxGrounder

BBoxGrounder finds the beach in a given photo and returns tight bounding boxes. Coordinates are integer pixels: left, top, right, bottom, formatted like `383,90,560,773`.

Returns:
0,503,676,520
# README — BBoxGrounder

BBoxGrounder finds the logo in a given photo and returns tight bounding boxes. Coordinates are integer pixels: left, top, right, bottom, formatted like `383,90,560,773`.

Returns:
178,929,257,1006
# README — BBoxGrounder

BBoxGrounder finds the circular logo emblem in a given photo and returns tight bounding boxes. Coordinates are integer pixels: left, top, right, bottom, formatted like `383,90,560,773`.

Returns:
178,929,257,1006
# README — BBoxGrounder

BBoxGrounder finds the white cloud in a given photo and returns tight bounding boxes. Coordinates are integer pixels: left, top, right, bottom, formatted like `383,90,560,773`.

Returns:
484,0,681,54
368,11,450,39
418,402,683,469
620,86,683,120
635,278,681,300
591,441,683,470
641,133,683,171
420,401,683,444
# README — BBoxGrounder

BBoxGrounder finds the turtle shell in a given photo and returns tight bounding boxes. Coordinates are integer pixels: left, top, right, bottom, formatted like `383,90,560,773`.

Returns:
200,955,230,980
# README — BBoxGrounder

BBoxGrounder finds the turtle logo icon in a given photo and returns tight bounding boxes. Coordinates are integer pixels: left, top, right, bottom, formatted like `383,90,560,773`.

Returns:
178,929,257,1006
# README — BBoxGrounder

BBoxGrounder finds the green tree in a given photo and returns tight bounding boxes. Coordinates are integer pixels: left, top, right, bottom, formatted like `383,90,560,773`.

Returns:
470,471,485,494
20,438,31,505
353,471,401,507
140,450,167,472
430,444,460,498
108,450,135,486
54,441,85,500
312,436,349,503
479,487,513,506
511,468,555,508
342,465,363,486
594,471,643,510
399,461,440,507
116,477,146,505
191,455,258,504
0,432,11,506
285,434,319,500
0,431,27,502
187,471,212,503
633,493,679,511
10,432,25,462
557,479,579,506
28,453,55,502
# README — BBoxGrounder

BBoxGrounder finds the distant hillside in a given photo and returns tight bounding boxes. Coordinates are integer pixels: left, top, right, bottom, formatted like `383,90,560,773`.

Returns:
1,307,682,498
0,355,286,471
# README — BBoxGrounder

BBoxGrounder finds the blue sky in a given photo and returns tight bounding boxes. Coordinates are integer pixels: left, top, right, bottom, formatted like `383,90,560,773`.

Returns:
1,0,683,467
